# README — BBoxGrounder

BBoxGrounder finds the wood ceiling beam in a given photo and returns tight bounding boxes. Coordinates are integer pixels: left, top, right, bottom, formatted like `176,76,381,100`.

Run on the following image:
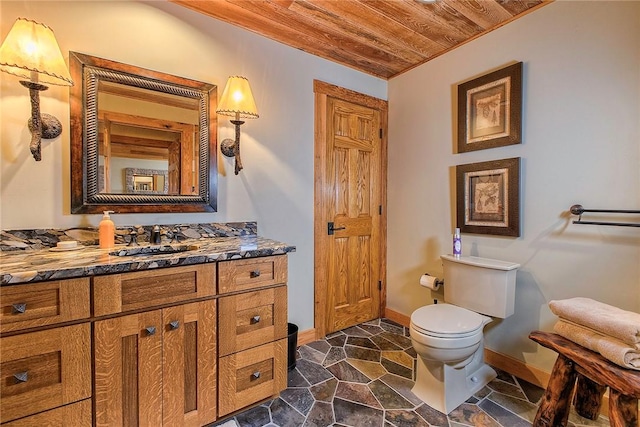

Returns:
99,83,199,111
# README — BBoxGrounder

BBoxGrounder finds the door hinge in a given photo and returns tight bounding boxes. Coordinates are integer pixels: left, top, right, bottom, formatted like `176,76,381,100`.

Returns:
378,280,382,290
379,205,382,215
379,128,383,139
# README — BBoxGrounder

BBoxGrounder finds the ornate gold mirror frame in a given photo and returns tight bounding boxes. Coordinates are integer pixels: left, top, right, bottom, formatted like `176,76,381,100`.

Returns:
69,51,217,213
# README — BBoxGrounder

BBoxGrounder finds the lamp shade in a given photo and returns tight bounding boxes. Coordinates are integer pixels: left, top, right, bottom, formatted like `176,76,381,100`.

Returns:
0,17,73,86
216,76,259,119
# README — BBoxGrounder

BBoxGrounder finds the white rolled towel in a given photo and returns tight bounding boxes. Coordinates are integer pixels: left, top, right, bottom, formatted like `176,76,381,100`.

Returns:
554,320,640,371
549,297,640,346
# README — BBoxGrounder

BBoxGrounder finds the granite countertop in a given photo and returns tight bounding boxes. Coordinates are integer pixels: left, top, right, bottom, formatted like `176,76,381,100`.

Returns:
0,236,296,285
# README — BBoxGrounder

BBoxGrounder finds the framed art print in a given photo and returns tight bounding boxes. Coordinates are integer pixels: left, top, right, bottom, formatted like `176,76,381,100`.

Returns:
456,157,520,237
457,62,522,153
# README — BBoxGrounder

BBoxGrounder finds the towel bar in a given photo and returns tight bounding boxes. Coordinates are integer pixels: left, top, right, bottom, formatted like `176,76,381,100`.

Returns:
570,204,640,228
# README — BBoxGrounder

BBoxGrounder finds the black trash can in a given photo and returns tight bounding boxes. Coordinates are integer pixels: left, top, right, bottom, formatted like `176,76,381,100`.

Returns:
287,323,298,371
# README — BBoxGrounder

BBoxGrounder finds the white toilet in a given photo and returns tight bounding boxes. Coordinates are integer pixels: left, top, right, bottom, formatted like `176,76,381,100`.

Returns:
410,254,520,414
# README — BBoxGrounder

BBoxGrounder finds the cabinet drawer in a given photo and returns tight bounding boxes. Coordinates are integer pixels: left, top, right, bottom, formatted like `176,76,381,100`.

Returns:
93,264,216,316
2,399,91,427
219,286,287,356
218,256,287,294
0,324,91,423
218,339,287,417
0,278,90,333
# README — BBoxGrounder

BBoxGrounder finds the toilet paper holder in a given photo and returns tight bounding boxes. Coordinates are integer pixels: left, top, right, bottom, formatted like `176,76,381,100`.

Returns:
420,273,444,291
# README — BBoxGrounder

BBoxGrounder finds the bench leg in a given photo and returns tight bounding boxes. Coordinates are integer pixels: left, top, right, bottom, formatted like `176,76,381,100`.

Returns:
609,389,638,427
573,374,606,420
533,354,577,427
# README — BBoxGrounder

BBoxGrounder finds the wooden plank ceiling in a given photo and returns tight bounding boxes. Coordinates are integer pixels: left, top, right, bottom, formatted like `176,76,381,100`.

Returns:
172,0,550,79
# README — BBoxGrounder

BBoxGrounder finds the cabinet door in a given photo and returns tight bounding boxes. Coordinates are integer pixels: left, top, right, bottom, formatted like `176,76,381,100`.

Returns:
162,300,217,427
94,301,217,427
94,311,163,427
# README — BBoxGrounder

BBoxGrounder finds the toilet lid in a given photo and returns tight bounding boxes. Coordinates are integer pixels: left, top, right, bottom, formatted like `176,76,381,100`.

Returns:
411,304,485,337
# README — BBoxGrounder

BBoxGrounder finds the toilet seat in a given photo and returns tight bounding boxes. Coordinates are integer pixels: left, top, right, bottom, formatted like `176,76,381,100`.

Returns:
410,304,485,338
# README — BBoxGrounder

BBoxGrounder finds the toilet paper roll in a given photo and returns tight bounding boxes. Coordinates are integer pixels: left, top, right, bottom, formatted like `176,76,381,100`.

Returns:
419,274,441,291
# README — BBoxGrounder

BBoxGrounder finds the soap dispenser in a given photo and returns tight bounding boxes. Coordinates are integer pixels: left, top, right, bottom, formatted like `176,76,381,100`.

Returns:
99,211,115,249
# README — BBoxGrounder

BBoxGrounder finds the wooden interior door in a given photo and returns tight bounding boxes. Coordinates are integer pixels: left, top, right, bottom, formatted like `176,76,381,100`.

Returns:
314,80,388,337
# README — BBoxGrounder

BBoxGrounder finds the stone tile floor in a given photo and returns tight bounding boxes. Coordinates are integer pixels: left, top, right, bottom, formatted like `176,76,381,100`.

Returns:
213,319,610,427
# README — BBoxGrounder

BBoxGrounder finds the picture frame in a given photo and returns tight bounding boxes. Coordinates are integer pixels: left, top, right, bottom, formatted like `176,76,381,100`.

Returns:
456,157,520,237
125,168,169,194
457,62,522,153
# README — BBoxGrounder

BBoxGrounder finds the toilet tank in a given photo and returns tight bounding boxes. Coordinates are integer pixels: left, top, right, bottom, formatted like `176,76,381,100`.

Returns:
441,255,520,318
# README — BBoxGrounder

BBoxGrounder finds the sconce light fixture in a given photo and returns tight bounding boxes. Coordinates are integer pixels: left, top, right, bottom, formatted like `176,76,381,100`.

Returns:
216,76,259,175
0,17,73,161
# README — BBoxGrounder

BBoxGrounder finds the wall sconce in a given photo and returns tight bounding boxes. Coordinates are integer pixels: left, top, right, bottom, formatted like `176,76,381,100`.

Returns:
216,76,259,175
0,17,73,161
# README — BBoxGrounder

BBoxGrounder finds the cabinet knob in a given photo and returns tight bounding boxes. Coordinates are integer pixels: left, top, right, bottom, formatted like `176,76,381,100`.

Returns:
145,326,156,336
169,320,180,330
12,303,27,314
251,371,261,380
251,315,261,324
13,371,28,383
250,270,261,278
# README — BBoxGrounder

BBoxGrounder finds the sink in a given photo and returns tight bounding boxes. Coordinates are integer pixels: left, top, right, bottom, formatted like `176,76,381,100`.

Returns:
109,244,199,257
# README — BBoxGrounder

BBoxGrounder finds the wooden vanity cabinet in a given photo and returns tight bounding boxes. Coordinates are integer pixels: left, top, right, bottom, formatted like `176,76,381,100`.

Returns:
0,253,290,426
93,265,217,427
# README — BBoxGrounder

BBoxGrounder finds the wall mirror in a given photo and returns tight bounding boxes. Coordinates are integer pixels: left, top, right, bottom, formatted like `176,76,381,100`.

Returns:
70,51,217,213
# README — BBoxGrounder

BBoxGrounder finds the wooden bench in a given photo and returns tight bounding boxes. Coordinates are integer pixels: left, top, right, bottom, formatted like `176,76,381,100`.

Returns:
529,331,640,427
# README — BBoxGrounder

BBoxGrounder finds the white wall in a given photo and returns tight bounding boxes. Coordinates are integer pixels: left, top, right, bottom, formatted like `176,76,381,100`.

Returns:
0,0,387,332
388,1,640,372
